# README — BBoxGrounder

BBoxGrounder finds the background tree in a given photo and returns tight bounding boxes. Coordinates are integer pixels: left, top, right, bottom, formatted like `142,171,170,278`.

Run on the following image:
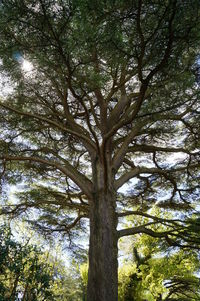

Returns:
0,1,200,300
118,220,200,301
0,222,84,301
0,224,56,300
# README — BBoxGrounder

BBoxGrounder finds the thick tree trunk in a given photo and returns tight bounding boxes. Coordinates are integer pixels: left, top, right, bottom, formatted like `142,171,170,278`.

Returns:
87,160,118,301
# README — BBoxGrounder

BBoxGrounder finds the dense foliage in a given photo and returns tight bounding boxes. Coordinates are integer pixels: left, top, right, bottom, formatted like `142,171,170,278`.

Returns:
118,234,200,300
0,0,200,300
0,224,83,301
0,225,53,300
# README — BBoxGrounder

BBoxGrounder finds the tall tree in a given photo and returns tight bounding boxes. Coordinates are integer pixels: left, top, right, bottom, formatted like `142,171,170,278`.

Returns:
0,1,200,300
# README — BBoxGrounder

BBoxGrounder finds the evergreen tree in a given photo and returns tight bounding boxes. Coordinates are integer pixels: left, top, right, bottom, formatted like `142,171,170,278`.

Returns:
0,1,200,300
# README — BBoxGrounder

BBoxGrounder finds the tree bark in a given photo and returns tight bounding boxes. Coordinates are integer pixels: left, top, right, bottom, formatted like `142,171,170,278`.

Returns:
87,159,118,301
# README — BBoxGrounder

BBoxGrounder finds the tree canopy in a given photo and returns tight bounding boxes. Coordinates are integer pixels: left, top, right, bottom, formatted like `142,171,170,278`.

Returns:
0,1,200,300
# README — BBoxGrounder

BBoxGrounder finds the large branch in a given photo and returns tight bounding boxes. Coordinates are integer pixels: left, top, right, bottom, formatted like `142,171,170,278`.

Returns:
32,212,88,234
2,198,89,217
127,145,191,154
139,164,200,174
117,210,186,225
0,155,93,199
67,75,101,149
113,94,198,176
104,84,148,143
117,225,200,249
0,102,96,153
118,224,171,238
112,121,147,172
115,168,140,190
115,161,200,189
106,3,176,141
107,67,140,129
144,0,176,83
106,3,177,167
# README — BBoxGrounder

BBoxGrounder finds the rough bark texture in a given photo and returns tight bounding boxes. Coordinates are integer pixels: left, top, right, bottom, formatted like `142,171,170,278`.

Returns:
87,158,118,301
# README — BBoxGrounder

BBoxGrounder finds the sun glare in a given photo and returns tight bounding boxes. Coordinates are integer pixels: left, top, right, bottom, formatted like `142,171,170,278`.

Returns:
22,59,33,72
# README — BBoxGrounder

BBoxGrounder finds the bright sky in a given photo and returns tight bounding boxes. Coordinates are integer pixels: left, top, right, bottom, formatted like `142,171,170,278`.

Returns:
22,59,33,72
